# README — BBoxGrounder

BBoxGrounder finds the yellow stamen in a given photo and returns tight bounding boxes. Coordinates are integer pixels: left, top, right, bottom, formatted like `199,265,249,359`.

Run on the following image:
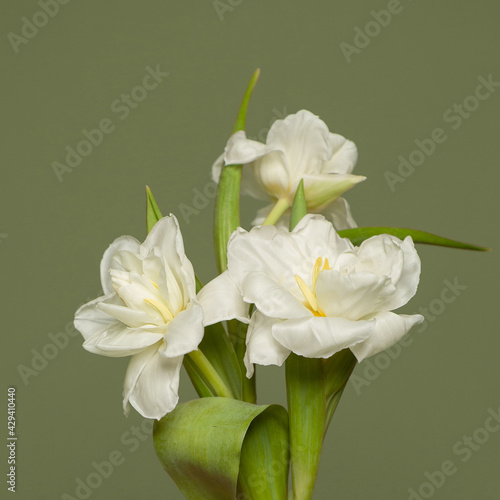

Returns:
294,275,319,312
151,281,159,290
144,298,174,322
323,258,330,271
312,257,323,292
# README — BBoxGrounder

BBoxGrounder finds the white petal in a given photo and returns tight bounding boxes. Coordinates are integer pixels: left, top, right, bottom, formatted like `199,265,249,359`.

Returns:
356,235,421,311
98,297,159,327
123,343,183,419
211,152,224,183
292,214,354,257
266,110,332,180
226,225,308,294
224,130,277,166
161,300,205,357
240,271,310,319
272,316,375,358
350,312,424,362
320,197,357,230
244,312,291,378
83,323,164,357
302,173,366,211
197,271,250,326
322,134,358,174
142,215,196,301
383,237,421,311
100,236,141,295
74,293,118,341
316,270,395,321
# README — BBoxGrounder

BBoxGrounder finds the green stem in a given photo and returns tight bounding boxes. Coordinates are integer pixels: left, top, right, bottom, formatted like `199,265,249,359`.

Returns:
262,198,290,226
187,349,233,398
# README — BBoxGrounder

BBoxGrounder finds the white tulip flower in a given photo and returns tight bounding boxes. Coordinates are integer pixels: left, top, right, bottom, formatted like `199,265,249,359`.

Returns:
212,110,365,228
74,215,204,419
199,215,423,377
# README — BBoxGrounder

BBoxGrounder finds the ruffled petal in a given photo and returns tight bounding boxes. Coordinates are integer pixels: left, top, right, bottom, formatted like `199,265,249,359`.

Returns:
197,271,250,326
123,343,182,419
83,322,164,357
240,271,311,319
161,300,204,357
272,316,375,358
143,215,196,302
350,312,424,362
244,312,291,378
224,130,278,165
320,197,357,230
74,293,119,341
322,134,358,174
266,110,332,180
316,270,395,321
100,236,141,295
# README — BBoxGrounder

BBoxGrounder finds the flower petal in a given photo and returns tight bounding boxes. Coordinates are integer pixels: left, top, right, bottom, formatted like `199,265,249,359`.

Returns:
320,197,357,230
197,271,250,326
302,173,366,211
272,316,375,359
240,271,310,319
316,270,395,321
161,300,204,357
74,293,118,341
223,130,277,166
266,110,332,179
123,343,183,419
244,312,291,378
143,215,197,303
100,236,141,295
322,134,358,174
355,235,421,311
350,312,424,362
83,323,164,357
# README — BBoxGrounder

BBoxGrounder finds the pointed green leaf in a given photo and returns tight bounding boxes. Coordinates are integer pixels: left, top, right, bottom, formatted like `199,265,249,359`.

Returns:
214,68,260,273
153,398,288,500
146,185,163,233
338,227,490,251
290,179,307,231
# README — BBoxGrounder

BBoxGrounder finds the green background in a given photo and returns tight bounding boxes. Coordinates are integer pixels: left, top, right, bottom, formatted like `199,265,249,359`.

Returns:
2,0,499,498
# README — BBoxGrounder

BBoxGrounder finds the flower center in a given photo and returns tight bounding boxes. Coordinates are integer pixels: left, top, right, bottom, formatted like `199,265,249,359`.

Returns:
294,257,330,317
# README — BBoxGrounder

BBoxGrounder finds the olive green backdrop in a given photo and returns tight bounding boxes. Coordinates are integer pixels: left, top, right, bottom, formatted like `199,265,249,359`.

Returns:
1,1,499,499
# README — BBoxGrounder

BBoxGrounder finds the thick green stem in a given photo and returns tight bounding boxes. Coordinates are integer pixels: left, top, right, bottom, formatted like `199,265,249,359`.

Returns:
262,198,290,226
187,349,234,398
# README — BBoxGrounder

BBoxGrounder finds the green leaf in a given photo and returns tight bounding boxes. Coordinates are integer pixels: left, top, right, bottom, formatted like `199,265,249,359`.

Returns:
286,350,357,499
153,398,288,500
323,349,357,434
199,322,242,400
286,354,325,500
145,185,163,233
338,227,490,251
290,179,307,231
238,403,289,500
214,68,260,273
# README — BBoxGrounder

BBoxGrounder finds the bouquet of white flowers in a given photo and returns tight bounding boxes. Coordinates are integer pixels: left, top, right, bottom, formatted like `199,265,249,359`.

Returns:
73,69,488,500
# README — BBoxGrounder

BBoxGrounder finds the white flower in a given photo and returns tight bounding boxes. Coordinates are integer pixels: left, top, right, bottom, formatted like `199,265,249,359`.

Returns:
212,109,366,228
199,215,423,377
74,215,204,419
